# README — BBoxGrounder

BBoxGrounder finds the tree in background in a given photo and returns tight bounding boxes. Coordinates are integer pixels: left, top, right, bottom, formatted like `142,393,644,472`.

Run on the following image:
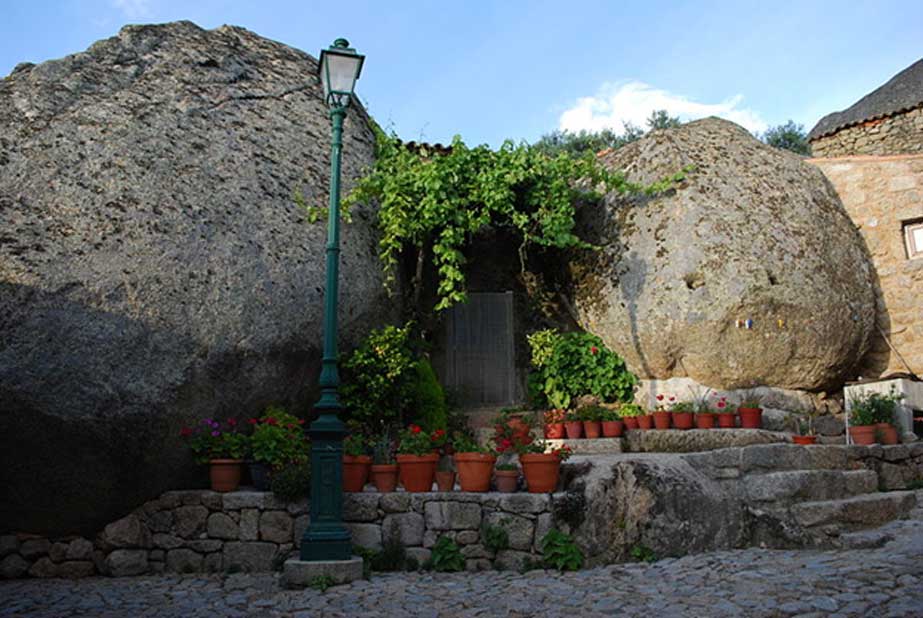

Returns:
533,109,680,157
760,120,811,156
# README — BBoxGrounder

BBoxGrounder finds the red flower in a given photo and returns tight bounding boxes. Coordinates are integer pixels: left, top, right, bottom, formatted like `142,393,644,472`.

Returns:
266,417,278,426
717,401,726,409
297,419,305,425
286,423,295,429
656,394,664,401
180,427,192,437
590,346,599,354
227,418,237,426
669,396,676,402
410,425,422,434
247,418,258,425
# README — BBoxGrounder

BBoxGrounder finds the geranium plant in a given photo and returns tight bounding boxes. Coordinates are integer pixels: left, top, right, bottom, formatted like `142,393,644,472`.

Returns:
344,434,368,457
181,418,248,464
249,408,309,469
713,397,737,415
397,424,441,456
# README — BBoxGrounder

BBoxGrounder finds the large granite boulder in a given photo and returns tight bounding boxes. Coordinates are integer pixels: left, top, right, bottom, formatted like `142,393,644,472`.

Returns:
570,117,875,391
0,22,393,535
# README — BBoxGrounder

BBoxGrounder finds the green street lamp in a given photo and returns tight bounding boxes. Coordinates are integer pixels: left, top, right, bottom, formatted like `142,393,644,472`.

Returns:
299,38,365,562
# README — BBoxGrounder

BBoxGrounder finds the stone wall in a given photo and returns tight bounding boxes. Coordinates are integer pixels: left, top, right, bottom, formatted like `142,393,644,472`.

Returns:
810,106,923,157
808,154,923,378
0,490,554,580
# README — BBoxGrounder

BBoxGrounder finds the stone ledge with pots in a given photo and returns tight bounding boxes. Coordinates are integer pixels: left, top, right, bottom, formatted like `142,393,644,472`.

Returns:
0,490,558,580
547,428,793,455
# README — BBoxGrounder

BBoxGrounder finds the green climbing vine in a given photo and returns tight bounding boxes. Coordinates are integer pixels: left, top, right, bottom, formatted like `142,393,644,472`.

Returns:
344,129,686,312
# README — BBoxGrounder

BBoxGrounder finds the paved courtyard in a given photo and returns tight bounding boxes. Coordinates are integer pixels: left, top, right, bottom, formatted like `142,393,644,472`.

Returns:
3,498,923,618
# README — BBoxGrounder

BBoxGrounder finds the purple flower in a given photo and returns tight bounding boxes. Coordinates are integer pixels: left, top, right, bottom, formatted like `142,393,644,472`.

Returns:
211,430,220,437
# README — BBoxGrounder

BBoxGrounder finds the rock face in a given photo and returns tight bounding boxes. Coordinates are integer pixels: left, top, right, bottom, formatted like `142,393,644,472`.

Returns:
570,117,876,391
0,22,393,535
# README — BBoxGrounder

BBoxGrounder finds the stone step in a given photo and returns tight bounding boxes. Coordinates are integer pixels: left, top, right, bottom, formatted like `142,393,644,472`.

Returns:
791,491,917,530
745,469,878,503
545,438,624,454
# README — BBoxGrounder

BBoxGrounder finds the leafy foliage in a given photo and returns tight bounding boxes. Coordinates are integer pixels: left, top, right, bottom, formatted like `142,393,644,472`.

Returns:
541,529,584,571
527,329,637,409
532,109,681,157
396,424,444,456
345,131,684,312
849,390,903,426
412,359,448,432
646,109,682,130
308,575,336,592
630,544,657,563
181,418,248,464
760,120,811,155
269,461,311,502
482,523,511,553
430,536,465,572
342,324,417,434
343,433,367,457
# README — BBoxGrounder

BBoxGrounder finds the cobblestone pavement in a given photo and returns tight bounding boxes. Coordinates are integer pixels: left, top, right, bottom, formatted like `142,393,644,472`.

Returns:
3,500,923,618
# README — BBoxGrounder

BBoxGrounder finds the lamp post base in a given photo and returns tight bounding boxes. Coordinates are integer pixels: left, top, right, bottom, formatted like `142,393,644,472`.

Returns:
282,556,364,589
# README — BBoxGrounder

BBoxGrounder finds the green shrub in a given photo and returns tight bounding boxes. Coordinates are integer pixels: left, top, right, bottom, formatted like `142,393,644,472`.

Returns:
850,390,903,425
270,462,311,502
630,544,657,563
540,529,584,571
431,536,465,572
250,407,309,469
527,329,636,409
482,524,510,553
308,575,336,592
412,359,448,432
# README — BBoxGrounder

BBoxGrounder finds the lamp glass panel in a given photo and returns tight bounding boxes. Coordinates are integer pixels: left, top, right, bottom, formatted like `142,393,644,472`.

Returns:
322,52,361,96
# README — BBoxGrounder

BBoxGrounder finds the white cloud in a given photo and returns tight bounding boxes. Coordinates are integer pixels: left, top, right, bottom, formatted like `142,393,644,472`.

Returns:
111,0,153,19
559,80,768,135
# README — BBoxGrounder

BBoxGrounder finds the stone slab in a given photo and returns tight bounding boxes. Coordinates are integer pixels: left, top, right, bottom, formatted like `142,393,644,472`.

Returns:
281,557,363,588
626,429,791,453
545,438,624,454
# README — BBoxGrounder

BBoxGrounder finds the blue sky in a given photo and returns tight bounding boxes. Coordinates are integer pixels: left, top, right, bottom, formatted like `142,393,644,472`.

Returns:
2,1,921,147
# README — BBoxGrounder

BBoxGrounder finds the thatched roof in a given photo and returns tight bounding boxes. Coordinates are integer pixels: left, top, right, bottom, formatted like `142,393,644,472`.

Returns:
808,58,923,140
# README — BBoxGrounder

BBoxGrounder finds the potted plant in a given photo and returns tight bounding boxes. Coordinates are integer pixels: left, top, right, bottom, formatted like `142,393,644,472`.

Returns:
620,403,643,430
792,417,817,445
494,407,533,449
691,390,715,429
396,424,440,492
738,390,763,429
453,433,497,492
579,405,603,439
435,457,456,492
544,409,566,439
601,406,624,437
714,397,737,427
370,432,399,492
519,441,573,494
652,394,673,429
848,400,877,445
494,461,519,493
343,433,372,492
248,409,310,491
670,401,695,430
638,410,654,430
182,418,249,492
563,409,584,439
870,390,903,445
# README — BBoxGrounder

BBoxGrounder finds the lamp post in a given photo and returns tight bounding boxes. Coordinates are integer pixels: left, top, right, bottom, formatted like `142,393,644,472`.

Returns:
299,38,365,562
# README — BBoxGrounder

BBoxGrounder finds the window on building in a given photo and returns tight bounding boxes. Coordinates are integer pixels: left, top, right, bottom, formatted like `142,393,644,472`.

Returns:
905,220,923,259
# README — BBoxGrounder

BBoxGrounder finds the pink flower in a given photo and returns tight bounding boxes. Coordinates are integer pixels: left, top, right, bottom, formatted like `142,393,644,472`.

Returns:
656,394,664,401
717,401,726,409
211,430,220,437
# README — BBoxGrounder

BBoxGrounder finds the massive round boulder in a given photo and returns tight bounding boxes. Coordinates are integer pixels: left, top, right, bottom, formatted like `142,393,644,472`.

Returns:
570,117,875,391
0,22,394,535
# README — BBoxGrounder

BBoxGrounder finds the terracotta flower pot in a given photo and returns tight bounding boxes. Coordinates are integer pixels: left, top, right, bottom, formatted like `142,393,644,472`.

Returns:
602,420,624,437
435,470,456,492
637,414,654,430
623,417,639,430
792,435,817,445
520,453,560,493
672,411,694,430
564,421,584,439
739,407,763,429
494,469,519,493
455,452,497,492
545,423,565,439
849,425,877,445
876,422,899,445
496,415,532,447
342,455,372,492
652,411,671,430
717,413,737,428
583,420,602,439
695,413,716,430
209,459,243,492
397,453,439,492
370,464,399,492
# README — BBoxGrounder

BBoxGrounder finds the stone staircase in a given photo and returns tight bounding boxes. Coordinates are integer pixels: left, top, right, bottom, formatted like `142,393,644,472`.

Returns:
685,443,920,549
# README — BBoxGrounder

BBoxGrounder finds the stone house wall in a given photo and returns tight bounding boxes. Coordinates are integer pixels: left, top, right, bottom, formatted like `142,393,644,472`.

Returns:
810,106,923,157
808,154,923,379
